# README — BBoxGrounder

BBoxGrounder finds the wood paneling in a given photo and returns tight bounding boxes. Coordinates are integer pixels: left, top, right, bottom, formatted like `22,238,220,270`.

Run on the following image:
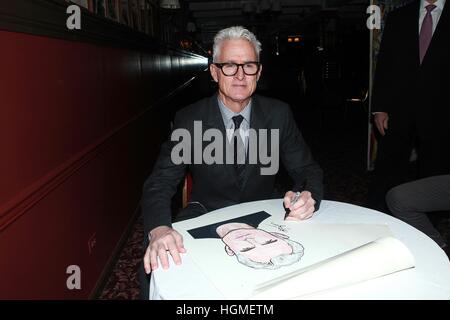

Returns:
0,0,207,298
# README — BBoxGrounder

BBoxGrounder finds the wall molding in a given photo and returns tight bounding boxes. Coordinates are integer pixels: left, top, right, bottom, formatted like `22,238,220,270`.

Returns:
0,73,204,232
0,0,204,59
0,0,208,232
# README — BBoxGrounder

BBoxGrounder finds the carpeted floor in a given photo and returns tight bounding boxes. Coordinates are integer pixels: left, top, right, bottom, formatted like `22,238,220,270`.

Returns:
98,93,450,300
98,214,144,300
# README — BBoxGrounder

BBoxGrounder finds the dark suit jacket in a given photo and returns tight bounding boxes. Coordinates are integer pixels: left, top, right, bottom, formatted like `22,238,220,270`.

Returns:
142,94,324,234
372,0,450,139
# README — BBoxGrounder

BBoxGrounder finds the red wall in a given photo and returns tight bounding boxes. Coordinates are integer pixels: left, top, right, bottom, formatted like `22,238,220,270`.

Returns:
0,30,206,298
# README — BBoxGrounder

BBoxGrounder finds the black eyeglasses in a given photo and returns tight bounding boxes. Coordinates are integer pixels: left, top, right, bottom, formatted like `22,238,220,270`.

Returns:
214,62,261,76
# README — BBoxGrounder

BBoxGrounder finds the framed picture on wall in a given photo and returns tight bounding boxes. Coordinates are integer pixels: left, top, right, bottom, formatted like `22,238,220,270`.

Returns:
119,0,131,26
146,0,155,36
106,0,120,21
90,0,107,16
70,0,89,9
129,0,141,31
139,0,148,33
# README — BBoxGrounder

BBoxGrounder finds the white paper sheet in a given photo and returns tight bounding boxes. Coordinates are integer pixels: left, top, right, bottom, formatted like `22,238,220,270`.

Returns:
252,236,415,299
177,214,399,299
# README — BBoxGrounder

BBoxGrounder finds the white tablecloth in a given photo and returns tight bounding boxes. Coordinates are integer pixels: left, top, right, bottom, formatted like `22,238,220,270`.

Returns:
150,200,450,299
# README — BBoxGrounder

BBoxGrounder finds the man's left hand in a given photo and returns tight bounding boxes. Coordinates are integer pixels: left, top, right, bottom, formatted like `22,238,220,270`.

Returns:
283,191,316,220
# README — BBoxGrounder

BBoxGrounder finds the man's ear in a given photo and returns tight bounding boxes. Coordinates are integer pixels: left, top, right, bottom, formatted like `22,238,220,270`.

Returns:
256,64,262,81
210,64,219,82
225,245,235,256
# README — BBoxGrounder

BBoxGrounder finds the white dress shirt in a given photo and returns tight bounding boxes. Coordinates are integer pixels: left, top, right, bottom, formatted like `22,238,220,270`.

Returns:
217,98,251,153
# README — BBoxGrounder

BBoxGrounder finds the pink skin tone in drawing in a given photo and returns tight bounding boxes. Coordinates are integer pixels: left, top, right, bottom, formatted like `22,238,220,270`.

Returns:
217,223,292,263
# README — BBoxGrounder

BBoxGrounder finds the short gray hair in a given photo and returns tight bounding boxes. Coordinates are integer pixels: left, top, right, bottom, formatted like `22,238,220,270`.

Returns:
212,26,262,63
232,238,305,270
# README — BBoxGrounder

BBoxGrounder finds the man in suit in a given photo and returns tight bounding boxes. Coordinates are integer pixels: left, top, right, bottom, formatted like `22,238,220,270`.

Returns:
368,0,450,211
139,26,323,298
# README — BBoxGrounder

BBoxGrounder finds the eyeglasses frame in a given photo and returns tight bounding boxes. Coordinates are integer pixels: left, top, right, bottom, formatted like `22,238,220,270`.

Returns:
213,62,261,76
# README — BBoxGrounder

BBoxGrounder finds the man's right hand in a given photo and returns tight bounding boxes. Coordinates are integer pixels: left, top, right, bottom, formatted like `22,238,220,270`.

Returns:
374,112,389,136
143,226,186,273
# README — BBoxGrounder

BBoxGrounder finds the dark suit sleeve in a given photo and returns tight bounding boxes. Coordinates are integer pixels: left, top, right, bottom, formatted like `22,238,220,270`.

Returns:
141,112,187,235
372,13,397,114
280,106,324,211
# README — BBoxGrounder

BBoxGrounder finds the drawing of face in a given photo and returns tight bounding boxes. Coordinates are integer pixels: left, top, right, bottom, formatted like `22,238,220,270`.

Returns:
221,228,293,264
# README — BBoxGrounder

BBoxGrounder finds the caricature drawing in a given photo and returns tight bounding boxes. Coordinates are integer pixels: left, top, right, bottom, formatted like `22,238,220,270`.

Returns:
216,222,304,269
187,211,304,269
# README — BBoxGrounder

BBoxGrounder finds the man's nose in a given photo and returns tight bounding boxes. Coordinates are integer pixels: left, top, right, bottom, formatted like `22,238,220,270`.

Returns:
234,65,245,80
246,238,259,246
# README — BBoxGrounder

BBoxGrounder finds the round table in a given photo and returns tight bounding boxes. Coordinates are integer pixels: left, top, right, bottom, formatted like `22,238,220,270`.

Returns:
150,199,450,300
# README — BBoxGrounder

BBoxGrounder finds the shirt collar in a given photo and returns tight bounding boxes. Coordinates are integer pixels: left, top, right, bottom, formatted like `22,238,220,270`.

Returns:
217,98,252,125
421,0,445,10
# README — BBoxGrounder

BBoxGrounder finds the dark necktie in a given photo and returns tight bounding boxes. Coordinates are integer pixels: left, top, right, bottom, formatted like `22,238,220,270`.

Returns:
232,115,246,189
419,4,436,64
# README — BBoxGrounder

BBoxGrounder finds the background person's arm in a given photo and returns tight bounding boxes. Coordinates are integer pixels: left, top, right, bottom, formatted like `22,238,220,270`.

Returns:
374,112,389,136
371,12,397,134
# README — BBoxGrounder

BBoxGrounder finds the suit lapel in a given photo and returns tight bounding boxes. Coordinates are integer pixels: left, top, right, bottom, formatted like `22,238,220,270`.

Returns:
408,1,421,68
203,94,226,133
240,95,268,191
202,94,239,187
202,94,269,193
